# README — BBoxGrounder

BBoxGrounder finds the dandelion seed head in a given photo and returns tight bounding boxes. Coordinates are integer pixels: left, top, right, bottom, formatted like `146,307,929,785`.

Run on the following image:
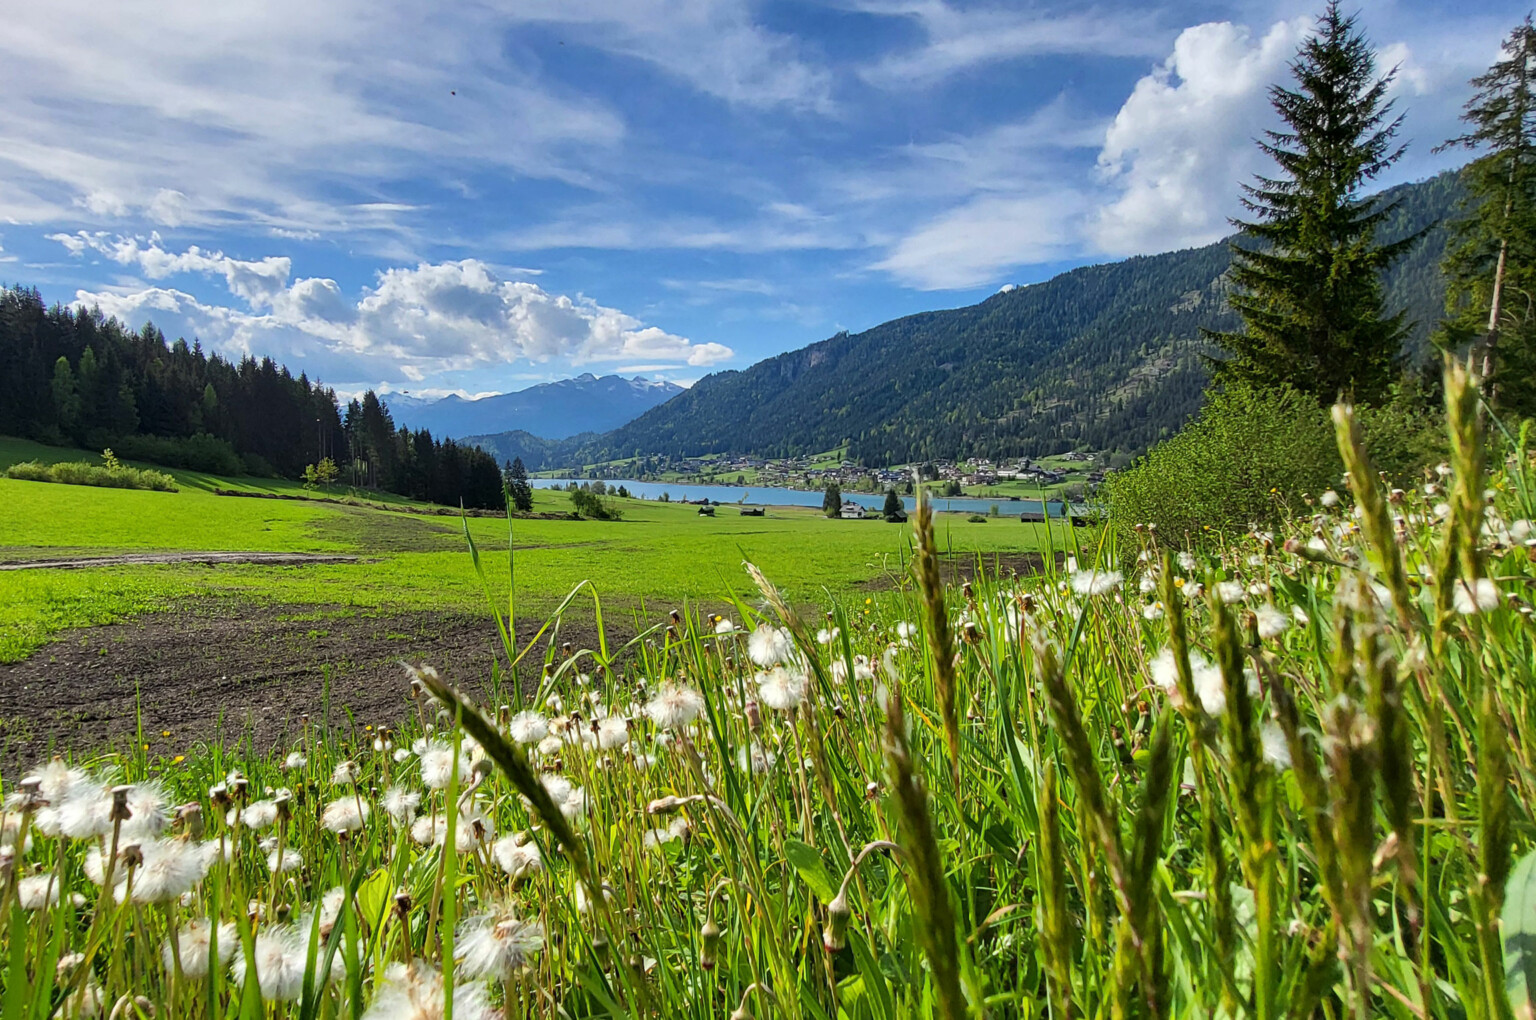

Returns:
747,626,793,668
240,800,279,831
265,847,302,875
507,711,548,745
1070,569,1122,596
1261,723,1292,770
164,919,236,979
364,960,495,1020
456,910,545,980
645,684,704,730
17,874,60,910
129,840,204,904
381,787,420,825
757,666,808,711
1255,604,1290,640
320,797,370,834
491,834,545,880
233,927,307,1003
1215,581,1246,605
1453,577,1501,615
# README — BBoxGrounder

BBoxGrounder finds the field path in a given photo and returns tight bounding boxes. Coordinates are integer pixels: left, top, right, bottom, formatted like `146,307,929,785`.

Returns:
0,551,359,570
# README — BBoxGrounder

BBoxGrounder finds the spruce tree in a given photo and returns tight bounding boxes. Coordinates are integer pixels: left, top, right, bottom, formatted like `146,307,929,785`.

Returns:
505,455,533,512
1437,16,1536,413
823,481,842,518
1210,2,1417,404
882,487,904,521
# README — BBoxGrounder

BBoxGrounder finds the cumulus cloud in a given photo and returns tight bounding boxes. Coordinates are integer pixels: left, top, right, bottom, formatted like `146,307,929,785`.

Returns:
1090,18,1311,255
56,235,731,387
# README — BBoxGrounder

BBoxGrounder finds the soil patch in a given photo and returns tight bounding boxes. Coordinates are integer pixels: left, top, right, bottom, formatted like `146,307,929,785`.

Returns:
859,550,1061,590
0,551,361,571
0,600,620,773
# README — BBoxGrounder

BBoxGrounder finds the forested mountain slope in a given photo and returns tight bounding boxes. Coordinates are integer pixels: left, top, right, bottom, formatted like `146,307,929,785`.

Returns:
583,171,1463,465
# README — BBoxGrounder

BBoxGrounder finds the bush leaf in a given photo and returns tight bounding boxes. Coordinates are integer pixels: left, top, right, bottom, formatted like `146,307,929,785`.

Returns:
1503,848,1536,1019
785,840,836,902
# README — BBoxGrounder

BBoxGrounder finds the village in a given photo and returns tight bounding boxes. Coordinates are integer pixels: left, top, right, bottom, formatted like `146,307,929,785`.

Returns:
564,449,1107,498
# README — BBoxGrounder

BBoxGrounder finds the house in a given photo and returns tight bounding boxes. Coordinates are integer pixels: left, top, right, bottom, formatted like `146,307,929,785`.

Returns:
739,507,764,517
840,500,866,519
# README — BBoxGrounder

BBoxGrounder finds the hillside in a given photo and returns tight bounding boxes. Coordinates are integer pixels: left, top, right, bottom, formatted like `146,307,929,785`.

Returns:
579,171,1464,466
388,373,682,440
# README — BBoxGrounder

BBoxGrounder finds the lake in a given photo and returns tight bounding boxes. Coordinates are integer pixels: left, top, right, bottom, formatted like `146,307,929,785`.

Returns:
531,478,1079,517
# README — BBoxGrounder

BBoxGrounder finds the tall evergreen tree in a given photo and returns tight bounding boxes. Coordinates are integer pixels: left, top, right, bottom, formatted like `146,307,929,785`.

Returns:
1437,16,1536,413
505,456,534,512
1210,2,1417,404
822,481,842,518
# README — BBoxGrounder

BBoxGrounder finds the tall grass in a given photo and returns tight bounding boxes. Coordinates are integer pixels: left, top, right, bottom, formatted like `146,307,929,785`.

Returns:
2,365,1536,1017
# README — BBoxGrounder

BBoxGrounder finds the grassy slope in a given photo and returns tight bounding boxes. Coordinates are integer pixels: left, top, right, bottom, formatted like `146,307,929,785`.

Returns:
0,437,1084,661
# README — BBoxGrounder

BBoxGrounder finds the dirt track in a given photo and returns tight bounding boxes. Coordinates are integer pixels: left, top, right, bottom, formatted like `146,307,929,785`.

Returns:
0,600,616,773
0,551,360,571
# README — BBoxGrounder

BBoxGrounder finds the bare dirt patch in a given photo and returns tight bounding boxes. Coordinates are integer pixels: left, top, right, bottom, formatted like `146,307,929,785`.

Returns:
859,550,1060,590
0,600,620,772
0,551,361,571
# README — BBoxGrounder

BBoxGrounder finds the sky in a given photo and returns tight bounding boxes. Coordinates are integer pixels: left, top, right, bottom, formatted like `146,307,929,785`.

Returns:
0,0,1523,401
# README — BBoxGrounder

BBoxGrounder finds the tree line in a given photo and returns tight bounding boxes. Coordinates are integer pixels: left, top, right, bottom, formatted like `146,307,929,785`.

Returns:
0,287,505,509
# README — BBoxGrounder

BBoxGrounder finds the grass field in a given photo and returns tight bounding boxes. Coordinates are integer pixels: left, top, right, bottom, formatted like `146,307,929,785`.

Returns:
0,436,1084,663
3,375,1533,1018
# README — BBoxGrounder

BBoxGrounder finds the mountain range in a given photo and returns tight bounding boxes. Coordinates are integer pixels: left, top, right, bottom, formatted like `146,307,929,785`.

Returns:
470,170,1464,471
386,373,683,440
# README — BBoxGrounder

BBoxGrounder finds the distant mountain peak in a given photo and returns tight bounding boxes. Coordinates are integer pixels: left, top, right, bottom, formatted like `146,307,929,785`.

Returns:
389,372,684,441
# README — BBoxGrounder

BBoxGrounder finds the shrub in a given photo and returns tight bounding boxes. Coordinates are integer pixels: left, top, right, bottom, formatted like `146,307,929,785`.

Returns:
1105,383,1340,539
967,513,988,523
111,432,243,475
570,488,623,520
1106,383,1444,540
5,452,178,492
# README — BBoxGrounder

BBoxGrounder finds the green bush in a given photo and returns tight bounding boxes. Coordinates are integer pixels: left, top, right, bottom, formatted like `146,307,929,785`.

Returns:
570,488,622,520
111,432,243,475
967,513,988,523
1104,383,1440,540
5,453,178,492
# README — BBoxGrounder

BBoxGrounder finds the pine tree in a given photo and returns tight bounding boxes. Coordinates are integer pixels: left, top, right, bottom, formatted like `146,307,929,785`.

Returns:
882,487,904,521
505,456,533,512
822,481,842,518
1437,16,1536,413
51,356,80,437
1210,2,1418,404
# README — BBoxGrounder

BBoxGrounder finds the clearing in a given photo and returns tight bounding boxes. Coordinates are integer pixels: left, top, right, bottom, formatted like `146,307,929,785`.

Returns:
0,435,1093,757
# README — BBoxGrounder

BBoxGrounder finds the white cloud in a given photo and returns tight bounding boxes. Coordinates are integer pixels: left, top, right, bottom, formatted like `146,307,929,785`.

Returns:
873,191,1087,289
1090,18,1311,255
56,235,732,386
507,0,833,112
0,0,627,232
49,231,292,305
855,1,1169,87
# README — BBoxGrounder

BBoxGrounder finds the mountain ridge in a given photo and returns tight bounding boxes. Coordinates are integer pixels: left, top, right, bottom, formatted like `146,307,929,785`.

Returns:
467,170,1465,470
387,373,683,440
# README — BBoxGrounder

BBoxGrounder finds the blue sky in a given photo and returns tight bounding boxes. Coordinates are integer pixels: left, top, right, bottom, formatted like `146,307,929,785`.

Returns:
0,0,1523,400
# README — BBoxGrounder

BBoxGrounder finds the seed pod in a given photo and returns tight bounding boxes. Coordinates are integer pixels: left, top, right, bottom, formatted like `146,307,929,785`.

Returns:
823,889,852,952
700,918,721,969
110,786,133,822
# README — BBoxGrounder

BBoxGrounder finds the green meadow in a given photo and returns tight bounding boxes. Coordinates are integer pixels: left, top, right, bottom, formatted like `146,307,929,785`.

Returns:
0,436,1080,662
